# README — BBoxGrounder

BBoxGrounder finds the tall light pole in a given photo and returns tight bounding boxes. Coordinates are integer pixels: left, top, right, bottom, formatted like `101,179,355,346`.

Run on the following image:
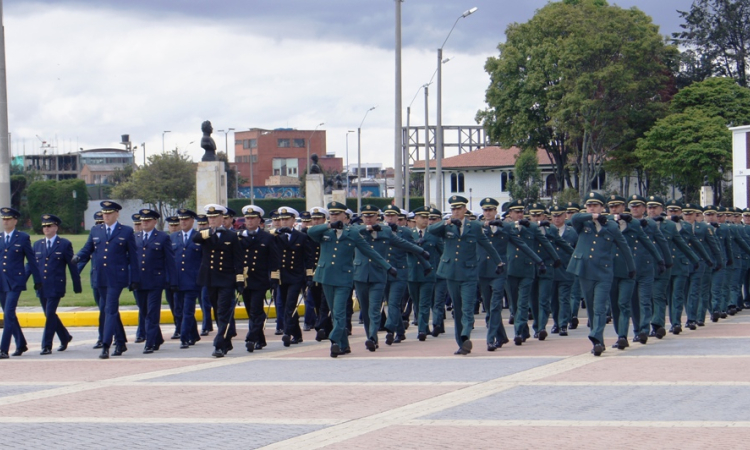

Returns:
0,0,10,207
436,6,477,210
306,122,325,175
216,128,235,157
345,130,354,197
162,130,171,153
394,0,404,209
357,106,376,211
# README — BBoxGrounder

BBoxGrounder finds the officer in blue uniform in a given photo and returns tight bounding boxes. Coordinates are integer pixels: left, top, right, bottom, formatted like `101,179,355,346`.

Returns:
74,200,139,359
172,208,202,348
164,215,181,339
567,192,634,356
726,207,750,315
299,211,318,331
88,211,105,348
131,213,146,344
0,207,41,359
29,214,82,355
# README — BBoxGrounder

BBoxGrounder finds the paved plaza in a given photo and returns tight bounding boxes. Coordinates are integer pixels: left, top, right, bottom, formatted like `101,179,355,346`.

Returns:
2,308,750,449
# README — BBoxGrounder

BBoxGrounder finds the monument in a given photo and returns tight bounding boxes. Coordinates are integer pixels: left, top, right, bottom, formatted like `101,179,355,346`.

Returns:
196,120,227,208
305,154,325,212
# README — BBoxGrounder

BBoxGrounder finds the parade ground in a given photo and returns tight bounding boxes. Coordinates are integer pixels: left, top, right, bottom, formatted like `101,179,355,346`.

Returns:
2,308,750,450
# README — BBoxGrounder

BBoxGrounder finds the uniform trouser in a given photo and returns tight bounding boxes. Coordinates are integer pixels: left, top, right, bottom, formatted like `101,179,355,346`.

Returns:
479,275,508,345
137,289,164,349
570,276,582,320
738,259,749,306
609,277,635,338
408,281,435,335
243,287,269,346
322,284,350,349
280,281,304,339
446,279,478,347
97,286,126,347
312,284,332,336
303,284,317,327
552,278,573,329
723,265,737,311
698,268,713,322
0,291,25,353
433,278,448,328
729,262,744,308
532,276,554,333
200,286,213,332
346,289,354,333
166,288,182,334
579,277,613,345
631,274,655,336
177,290,200,345
711,267,727,313
354,281,386,342
40,296,70,349
651,276,671,329
744,260,750,305
273,286,285,331
385,278,409,336
134,290,147,340
508,275,534,339
685,263,705,323
209,286,235,352
93,285,103,342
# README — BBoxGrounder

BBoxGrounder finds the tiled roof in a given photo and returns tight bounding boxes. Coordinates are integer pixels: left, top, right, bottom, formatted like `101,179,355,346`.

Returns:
411,146,553,170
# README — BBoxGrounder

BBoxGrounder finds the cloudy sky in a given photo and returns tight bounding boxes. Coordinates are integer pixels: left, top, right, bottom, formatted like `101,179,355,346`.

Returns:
5,0,692,167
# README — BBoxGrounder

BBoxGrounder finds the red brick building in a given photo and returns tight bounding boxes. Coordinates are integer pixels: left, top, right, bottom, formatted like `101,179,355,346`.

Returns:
234,128,342,188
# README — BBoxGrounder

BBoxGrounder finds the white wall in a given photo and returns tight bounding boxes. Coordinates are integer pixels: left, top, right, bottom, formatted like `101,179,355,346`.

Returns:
731,125,750,209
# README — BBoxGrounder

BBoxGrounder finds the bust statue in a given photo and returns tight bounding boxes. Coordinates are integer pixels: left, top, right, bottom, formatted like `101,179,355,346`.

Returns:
200,120,217,162
309,153,322,174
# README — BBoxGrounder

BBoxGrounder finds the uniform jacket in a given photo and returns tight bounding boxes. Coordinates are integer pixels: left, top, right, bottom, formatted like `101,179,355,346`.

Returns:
240,228,279,290
408,226,443,283
1,230,40,292
428,218,501,282
728,223,750,266
192,227,243,287
656,218,699,278
537,223,573,279
614,219,662,279
77,222,139,289
308,224,390,287
506,222,557,279
27,236,78,297
352,224,423,284
272,229,313,284
135,229,176,291
566,213,635,282
691,221,722,265
478,221,541,279
549,223,578,282
171,229,203,292
386,225,430,281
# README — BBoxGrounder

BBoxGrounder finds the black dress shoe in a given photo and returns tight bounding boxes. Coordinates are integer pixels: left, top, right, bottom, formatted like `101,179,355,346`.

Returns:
720,312,728,319
402,321,410,330
58,336,72,352
687,321,697,331
358,319,364,325
347,329,352,336
254,342,264,350
655,327,666,339
728,306,737,316
212,348,224,358
0,351,8,359
113,344,127,356
40,348,52,355
592,343,605,356
12,345,28,357
570,318,579,329
99,347,110,359
487,343,496,352
282,335,291,347
365,339,376,352
559,327,568,337
697,321,705,327
550,325,560,334
143,347,154,354
514,335,523,346
135,337,145,344
418,332,427,342
343,347,351,354
180,343,190,349
274,329,284,336
672,324,682,335
533,332,539,339
431,327,440,337
606,316,612,324
315,329,326,342
245,341,255,353
508,316,514,325
200,330,209,336
93,340,103,349
385,332,394,346
394,335,404,344
290,337,303,345
330,343,343,358
638,332,648,344
303,324,312,331
171,332,181,340
538,330,548,341
458,339,472,355
616,337,628,350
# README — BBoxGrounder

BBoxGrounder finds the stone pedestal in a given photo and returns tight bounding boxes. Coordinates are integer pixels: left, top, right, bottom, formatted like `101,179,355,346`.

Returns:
306,174,324,211
700,186,714,207
196,161,227,209
331,189,346,205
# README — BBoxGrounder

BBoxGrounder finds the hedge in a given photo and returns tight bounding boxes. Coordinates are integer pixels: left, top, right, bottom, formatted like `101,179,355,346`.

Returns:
227,197,428,218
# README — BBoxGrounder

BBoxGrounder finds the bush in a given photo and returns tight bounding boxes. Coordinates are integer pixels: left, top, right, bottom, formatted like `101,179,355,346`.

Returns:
26,179,88,234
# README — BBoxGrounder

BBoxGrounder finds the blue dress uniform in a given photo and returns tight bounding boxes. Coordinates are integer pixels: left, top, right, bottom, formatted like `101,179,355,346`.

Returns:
164,215,182,339
428,195,503,355
567,193,634,356
478,198,541,350
87,211,106,347
407,206,443,342
75,200,139,358
171,209,203,348
299,211,318,330
192,204,244,357
682,204,721,328
270,207,313,346
28,214,82,354
548,206,578,335
239,205,279,351
307,201,394,357
134,209,177,353
0,207,41,359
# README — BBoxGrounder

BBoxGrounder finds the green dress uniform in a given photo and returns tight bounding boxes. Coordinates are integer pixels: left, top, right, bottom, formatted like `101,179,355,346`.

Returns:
567,193,634,355
682,204,721,327
407,207,444,340
726,209,750,313
428,196,502,354
704,206,733,321
530,216,572,338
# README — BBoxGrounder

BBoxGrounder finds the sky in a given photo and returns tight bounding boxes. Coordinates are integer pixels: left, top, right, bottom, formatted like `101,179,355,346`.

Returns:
5,0,693,168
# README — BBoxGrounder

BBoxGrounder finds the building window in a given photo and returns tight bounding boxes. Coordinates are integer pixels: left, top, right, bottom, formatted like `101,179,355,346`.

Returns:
590,170,605,190
272,158,298,176
450,173,465,193
292,138,305,148
242,139,257,149
278,139,290,148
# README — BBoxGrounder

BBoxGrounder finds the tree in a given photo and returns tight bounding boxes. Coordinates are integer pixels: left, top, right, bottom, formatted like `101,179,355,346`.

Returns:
508,149,543,203
111,150,195,228
674,0,750,87
26,179,88,234
477,0,674,197
669,76,750,125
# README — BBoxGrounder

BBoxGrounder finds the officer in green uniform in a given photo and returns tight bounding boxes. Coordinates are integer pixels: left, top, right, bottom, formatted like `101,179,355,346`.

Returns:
741,208,750,309
407,206,443,341
682,203,721,328
726,207,750,315
703,206,733,322
429,208,449,336
307,201,395,357
428,195,504,355
567,192,635,356
549,205,578,336
565,202,584,328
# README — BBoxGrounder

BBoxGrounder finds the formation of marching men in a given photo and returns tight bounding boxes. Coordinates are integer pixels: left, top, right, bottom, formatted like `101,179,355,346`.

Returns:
2,189,750,359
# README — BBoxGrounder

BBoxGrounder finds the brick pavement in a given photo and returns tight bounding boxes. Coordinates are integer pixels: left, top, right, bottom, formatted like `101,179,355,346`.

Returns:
1,308,749,449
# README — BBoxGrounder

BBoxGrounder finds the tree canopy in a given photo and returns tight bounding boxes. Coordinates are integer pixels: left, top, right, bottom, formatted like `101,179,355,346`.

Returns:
508,149,543,203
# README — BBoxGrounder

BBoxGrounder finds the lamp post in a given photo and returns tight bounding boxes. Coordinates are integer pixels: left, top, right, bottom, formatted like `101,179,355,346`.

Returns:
394,0,404,209
345,130,354,197
162,130,171,153
216,128,235,157
436,6,477,211
141,142,145,167
357,106,376,211
306,122,325,175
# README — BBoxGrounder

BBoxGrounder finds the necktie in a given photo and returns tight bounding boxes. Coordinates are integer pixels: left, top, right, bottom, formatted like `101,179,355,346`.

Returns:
5,234,9,245
419,230,423,238
183,232,188,244
144,233,149,245
47,239,52,253
106,227,111,240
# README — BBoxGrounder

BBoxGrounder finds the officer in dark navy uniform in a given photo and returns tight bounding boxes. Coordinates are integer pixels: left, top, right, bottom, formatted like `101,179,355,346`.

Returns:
87,211,105,348
172,209,202,348
195,214,214,335
29,214,82,355
164,215,181,338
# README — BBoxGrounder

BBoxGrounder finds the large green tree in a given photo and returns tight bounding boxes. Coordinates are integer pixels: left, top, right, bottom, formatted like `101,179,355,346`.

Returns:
477,0,675,197
508,149,543,203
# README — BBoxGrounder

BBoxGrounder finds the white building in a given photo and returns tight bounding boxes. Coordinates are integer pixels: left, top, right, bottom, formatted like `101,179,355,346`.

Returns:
731,124,750,208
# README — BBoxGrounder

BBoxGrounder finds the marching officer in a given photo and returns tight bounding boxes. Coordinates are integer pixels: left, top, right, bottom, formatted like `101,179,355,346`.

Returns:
239,204,279,351
164,215,181,339
307,201,395,357
682,203,721,329
307,207,334,342
703,205,733,322
195,214,214,335
726,207,750,315
548,205,578,336
87,210,105,349
30,214,82,355
193,204,244,357
299,211,318,331
172,208,203,349
567,192,634,356
0,207,41,359
408,206,443,342
428,195,504,355
429,208,449,336
74,200,139,359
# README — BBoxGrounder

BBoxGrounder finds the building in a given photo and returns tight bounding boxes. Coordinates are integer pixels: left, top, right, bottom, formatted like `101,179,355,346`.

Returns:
12,148,134,185
14,153,79,180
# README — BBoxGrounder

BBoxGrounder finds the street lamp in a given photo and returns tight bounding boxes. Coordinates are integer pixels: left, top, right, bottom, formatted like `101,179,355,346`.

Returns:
436,6,477,210
306,122,325,175
216,128,235,158
394,0,404,209
162,130,171,153
357,106,376,211
345,130,354,198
